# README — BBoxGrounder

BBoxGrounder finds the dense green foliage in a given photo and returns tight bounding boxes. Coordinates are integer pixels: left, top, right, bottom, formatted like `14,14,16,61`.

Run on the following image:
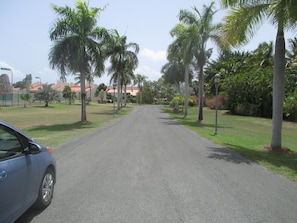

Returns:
204,41,297,120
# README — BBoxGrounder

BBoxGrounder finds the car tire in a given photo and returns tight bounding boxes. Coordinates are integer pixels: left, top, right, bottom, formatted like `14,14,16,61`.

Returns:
33,168,55,209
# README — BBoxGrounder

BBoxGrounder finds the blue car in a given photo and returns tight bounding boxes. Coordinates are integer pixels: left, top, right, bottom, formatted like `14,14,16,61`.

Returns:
0,121,56,223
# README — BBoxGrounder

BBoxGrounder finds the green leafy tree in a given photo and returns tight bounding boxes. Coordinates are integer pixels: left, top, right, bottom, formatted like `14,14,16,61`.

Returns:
20,94,31,107
49,0,111,123
34,84,60,107
221,0,297,150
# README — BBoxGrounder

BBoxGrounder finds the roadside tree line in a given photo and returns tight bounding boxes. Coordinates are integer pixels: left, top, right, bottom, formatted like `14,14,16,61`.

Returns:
152,0,296,151
44,0,296,151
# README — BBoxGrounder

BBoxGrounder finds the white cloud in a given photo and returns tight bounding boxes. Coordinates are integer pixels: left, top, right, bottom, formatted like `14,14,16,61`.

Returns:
135,65,162,82
140,48,167,62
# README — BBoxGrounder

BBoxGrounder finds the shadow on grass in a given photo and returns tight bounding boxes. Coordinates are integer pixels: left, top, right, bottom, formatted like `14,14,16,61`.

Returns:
27,122,94,132
223,143,297,178
207,146,254,164
89,111,114,115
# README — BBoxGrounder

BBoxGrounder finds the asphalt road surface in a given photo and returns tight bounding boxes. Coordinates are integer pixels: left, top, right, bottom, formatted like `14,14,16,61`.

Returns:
16,105,297,223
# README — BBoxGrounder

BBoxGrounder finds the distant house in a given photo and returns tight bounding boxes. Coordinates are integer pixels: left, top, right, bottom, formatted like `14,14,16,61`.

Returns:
30,81,139,102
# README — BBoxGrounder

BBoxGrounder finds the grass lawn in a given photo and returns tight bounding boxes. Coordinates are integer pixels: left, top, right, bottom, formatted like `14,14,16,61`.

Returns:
162,106,297,182
0,103,132,148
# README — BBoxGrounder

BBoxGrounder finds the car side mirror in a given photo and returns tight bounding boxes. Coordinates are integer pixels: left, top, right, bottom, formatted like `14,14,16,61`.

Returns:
25,142,41,154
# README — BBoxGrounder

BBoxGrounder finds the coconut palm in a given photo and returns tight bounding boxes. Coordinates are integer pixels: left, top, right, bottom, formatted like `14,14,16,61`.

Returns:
220,0,297,150
49,0,111,123
178,2,222,121
108,31,139,110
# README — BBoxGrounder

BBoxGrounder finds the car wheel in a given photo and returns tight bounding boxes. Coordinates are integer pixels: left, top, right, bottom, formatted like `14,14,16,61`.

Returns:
34,168,55,209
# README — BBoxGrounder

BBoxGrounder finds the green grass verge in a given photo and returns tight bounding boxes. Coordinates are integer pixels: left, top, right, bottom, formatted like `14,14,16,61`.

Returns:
162,106,297,182
0,103,133,148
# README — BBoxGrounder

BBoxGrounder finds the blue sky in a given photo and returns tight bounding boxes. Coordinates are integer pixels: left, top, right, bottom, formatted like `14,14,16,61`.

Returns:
0,0,295,86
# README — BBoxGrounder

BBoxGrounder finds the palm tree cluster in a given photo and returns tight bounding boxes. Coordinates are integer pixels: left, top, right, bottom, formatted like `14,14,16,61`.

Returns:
49,0,142,123
163,2,222,118
162,0,297,150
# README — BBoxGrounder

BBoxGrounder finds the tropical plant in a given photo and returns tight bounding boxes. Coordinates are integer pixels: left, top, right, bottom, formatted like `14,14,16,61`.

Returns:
178,2,222,121
286,37,297,66
169,23,195,117
108,31,139,109
134,74,147,104
20,94,31,107
49,0,111,123
169,94,185,112
33,84,60,107
220,0,297,150
62,86,76,104
284,91,297,121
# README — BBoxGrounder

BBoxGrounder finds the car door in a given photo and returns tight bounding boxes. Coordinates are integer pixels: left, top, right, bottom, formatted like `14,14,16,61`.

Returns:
0,124,32,223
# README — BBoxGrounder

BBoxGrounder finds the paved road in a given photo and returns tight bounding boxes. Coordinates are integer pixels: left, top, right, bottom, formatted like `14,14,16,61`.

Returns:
17,105,297,223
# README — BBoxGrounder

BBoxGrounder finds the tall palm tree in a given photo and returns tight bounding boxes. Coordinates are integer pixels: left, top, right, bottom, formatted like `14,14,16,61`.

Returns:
170,23,196,117
49,0,111,123
220,0,297,150
108,31,139,110
134,74,147,104
178,2,222,121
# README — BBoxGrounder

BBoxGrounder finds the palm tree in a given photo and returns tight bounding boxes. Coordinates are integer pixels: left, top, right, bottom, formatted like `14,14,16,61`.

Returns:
220,0,297,150
122,69,135,106
49,0,111,123
33,84,60,107
161,61,185,94
178,2,222,121
134,74,147,104
108,31,139,110
169,23,196,117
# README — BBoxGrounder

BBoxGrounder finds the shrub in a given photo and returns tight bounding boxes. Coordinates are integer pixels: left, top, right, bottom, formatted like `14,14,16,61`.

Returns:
205,94,227,110
284,92,297,121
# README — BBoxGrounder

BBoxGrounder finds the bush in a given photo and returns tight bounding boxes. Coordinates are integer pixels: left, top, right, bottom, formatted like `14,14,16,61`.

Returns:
188,96,197,107
205,94,227,110
284,92,297,121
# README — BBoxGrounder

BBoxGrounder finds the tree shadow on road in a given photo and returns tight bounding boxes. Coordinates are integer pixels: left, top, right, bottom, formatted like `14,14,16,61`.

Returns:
207,146,255,165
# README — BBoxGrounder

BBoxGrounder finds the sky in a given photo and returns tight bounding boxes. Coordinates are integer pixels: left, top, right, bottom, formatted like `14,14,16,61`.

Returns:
0,0,296,86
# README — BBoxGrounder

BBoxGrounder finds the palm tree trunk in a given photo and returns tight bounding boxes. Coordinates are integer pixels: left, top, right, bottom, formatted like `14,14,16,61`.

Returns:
184,66,189,117
270,28,286,150
198,66,204,121
80,73,87,123
124,84,127,106
117,75,121,110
